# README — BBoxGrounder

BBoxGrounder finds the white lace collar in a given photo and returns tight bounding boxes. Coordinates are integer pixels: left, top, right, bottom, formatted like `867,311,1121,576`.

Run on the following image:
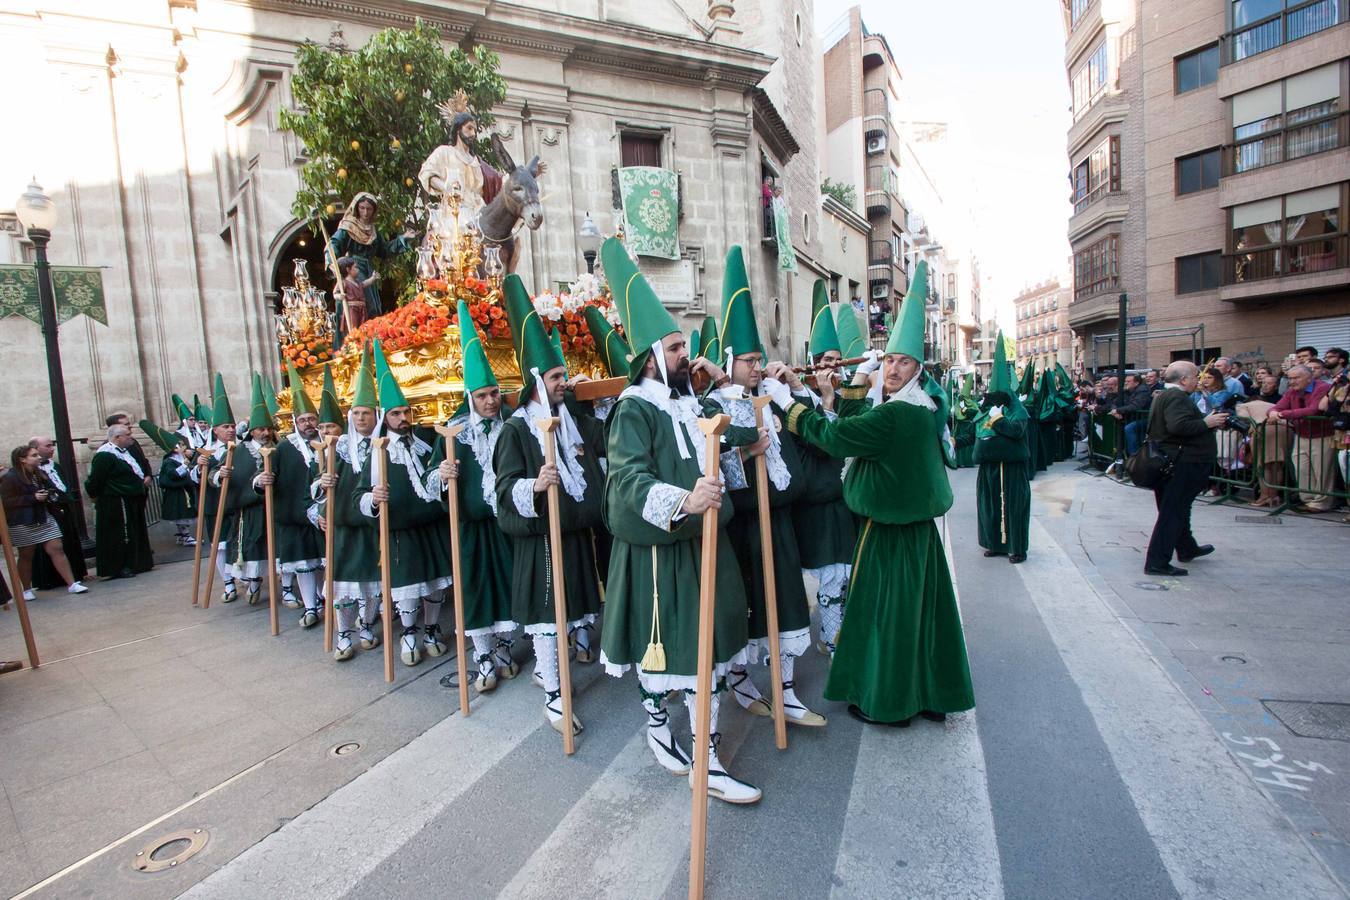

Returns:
722,385,790,492
620,377,706,470
287,430,317,467
514,377,587,504
95,442,144,479
455,408,503,513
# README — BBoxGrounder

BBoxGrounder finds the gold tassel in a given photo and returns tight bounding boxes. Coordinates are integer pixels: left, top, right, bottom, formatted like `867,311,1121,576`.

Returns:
640,545,666,672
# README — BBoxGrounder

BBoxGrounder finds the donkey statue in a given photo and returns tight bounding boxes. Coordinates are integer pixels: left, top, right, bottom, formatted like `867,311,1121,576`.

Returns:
480,134,545,274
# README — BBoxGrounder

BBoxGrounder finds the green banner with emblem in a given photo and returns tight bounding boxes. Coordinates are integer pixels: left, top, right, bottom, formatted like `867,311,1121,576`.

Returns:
617,166,680,260
0,265,107,325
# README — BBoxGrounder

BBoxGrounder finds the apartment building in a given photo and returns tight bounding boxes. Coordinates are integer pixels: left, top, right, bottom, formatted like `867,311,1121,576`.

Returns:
1014,275,1075,373
1063,0,1349,371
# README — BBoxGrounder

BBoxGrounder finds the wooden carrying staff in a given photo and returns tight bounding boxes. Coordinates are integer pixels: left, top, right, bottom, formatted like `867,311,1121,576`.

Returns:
312,437,338,654
0,502,41,669
200,442,237,611
689,413,730,900
259,448,280,637
372,437,395,683
751,395,788,750
190,449,212,608
790,355,868,374
433,424,471,717
536,418,576,755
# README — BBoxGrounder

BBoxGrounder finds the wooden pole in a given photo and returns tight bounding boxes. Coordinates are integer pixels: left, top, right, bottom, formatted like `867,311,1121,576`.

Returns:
0,501,40,669
789,355,869,375
316,214,355,335
570,375,627,402
260,447,280,637
313,437,338,654
434,424,471,717
373,437,395,683
689,413,730,900
752,395,788,750
536,418,575,755
190,449,211,608
201,442,236,611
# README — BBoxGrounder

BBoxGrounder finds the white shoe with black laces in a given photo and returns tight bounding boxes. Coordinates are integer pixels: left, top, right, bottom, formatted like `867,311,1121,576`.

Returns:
400,628,422,666
646,708,691,775
690,735,761,804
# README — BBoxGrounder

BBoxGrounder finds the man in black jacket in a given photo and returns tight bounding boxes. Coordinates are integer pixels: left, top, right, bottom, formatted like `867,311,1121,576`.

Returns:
1111,373,1153,456
1143,362,1229,576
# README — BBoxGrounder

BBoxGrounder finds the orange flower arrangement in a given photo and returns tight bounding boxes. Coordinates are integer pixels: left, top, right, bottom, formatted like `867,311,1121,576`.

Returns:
283,338,335,370
343,300,451,353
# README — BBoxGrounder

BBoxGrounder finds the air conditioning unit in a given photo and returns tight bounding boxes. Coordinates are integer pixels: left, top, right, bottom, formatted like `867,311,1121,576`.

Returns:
871,283,890,300
866,134,887,155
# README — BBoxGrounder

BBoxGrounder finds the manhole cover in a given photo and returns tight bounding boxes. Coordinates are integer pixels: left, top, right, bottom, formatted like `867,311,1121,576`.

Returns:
1263,700,1350,742
1220,655,1247,665
1133,582,1169,591
328,741,362,758
1234,515,1282,524
133,828,208,873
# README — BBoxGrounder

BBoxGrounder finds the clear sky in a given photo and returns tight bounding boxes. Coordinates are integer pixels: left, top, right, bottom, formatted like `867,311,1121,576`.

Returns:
813,0,1072,326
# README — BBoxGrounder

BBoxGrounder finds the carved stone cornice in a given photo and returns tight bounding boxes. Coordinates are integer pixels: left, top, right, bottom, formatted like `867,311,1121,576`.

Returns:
749,86,799,163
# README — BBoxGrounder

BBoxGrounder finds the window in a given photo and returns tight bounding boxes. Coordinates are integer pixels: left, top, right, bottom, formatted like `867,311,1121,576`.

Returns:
1175,45,1219,93
1071,42,1109,121
1227,184,1347,283
1073,235,1119,299
1229,64,1343,174
1176,251,1223,293
1073,136,1121,212
946,273,957,299
1070,0,1094,28
1176,148,1221,194
620,132,662,168
1228,0,1343,63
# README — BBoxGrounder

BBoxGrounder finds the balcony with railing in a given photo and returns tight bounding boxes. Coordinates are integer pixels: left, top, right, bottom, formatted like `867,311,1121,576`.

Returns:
1223,233,1348,285
865,166,891,217
1221,0,1345,65
868,239,893,293
1222,110,1347,175
864,88,890,146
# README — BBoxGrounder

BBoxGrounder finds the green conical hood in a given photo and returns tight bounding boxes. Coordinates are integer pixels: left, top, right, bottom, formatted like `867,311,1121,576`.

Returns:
193,395,210,423
808,280,842,358
286,362,317,418
989,332,1013,395
549,328,568,377
689,328,700,361
171,394,192,422
583,305,631,378
834,303,867,360
350,344,379,410
961,372,975,399
139,419,175,454
696,315,720,361
210,373,234,428
456,299,498,393
248,372,274,432
318,365,344,425
372,340,409,410
884,260,927,360
1017,359,1037,398
261,373,280,418
601,237,679,377
503,273,565,404
718,246,764,360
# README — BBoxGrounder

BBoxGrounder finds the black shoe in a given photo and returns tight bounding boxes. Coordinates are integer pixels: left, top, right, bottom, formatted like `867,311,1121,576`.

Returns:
847,704,911,727
919,711,946,722
1144,564,1188,576
1008,555,1026,564
1177,545,1214,563
982,550,1004,558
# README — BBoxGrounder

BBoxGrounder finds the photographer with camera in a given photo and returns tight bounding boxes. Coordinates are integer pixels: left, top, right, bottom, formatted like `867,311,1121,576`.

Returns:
1143,362,1228,577
1,446,89,599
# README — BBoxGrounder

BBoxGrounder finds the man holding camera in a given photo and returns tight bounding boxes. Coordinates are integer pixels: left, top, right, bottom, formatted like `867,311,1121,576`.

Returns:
1143,361,1228,576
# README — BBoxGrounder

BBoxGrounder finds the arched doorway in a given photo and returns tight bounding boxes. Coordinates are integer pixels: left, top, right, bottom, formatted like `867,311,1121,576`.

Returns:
269,216,342,310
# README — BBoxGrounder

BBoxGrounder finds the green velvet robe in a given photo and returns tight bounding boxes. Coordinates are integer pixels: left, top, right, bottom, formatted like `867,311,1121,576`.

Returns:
321,439,379,593
273,435,323,568
85,450,153,577
785,396,974,722
157,454,197,523
791,400,856,571
493,410,607,630
973,411,1031,558
219,443,267,576
599,391,753,687
355,434,451,598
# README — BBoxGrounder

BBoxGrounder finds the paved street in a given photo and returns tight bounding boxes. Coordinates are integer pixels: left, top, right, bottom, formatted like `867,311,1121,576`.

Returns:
1,460,1346,899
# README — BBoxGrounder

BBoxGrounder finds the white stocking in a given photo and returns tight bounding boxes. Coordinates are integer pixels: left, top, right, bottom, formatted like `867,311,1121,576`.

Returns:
296,570,320,611
684,685,722,744
532,634,560,693
421,591,443,627
396,595,420,630
471,633,494,663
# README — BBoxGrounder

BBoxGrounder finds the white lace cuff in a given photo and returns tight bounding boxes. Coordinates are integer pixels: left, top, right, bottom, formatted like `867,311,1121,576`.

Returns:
642,483,689,531
722,449,748,490
425,469,445,496
512,479,539,518
306,503,322,528
359,492,379,518
176,464,189,477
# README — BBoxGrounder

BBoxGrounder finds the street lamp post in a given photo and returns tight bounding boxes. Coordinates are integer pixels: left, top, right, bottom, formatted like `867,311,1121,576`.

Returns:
15,180,87,540
578,212,602,274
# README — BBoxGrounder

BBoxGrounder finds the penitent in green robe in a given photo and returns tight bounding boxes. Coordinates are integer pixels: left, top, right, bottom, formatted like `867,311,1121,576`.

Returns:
320,438,379,597
273,435,323,570
428,417,515,634
791,398,856,571
85,450,154,577
785,394,975,722
355,433,451,602
973,413,1031,559
204,442,267,579
493,408,607,630
600,386,760,688
157,454,198,523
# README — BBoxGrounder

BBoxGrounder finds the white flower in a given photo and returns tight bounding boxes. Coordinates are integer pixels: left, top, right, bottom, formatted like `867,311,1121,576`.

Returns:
569,273,602,302
604,305,622,327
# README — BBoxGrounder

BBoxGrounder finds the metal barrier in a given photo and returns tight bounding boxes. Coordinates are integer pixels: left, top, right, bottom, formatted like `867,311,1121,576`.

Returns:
1253,415,1349,514
144,478,163,527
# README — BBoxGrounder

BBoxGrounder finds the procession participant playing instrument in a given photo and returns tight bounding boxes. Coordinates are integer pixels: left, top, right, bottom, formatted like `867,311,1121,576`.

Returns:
271,363,327,628
494,274,607,737
789,280,856,659
714,246,823,729
974,332,1030,564
596,238,761,801
354,342,453,667
429,300,519,694
314,361,384,662
761,261,974,727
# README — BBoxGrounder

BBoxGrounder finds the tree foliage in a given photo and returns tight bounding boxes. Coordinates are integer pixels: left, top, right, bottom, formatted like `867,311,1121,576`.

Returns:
280,21,508,299
820,177,857,211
